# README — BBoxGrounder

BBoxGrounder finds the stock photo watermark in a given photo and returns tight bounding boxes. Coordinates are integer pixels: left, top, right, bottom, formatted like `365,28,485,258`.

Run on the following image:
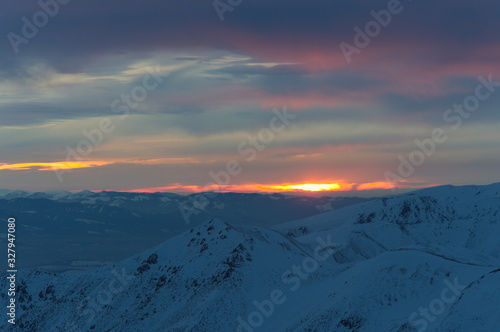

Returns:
408,277,465,332
7,0,72,54
384,74,500,190
64,267,136,332
236,235,337,331
213,0,243,21
5,217,17,326
54,66,168,182
178,106,296,224
339,0,407,64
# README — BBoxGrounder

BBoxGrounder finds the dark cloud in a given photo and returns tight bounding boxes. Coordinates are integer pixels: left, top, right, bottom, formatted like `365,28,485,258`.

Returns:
1,0,499,74
1,0,499,191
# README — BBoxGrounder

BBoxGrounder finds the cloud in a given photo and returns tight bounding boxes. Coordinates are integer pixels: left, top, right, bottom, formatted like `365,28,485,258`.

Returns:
0,161,110,171
0,0,499,191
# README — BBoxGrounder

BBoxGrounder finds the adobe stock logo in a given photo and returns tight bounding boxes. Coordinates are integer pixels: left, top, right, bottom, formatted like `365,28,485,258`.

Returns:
64,267,136,332
7,0,72,54
409,277,466,332
54,66,168,182
213,0,243,21
384,74,500,190
236,236,337,331
339,0,406,64
178,106,295,225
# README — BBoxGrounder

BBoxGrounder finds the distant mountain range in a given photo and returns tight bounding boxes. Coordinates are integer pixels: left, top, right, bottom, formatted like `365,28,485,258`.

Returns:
1,183,499,331
0,190,369,272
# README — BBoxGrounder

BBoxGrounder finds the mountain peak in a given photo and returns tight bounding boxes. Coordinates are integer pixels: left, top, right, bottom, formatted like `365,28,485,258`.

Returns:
202,218,233,232
74,190,95,196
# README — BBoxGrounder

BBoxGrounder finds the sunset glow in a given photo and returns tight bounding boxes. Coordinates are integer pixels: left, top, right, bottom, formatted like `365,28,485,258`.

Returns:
1,0,498,194
356,182,395,190
261,183,344,192
124,182,400,194
0,161,111,171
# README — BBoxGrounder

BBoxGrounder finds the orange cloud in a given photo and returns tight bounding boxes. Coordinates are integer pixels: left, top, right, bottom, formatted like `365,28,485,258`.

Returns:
0,157,209,173
125,182,401,194
0,161,110,171
356,182,395,190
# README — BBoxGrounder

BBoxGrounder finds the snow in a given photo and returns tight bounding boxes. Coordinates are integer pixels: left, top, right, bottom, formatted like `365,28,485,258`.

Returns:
1,183,499,331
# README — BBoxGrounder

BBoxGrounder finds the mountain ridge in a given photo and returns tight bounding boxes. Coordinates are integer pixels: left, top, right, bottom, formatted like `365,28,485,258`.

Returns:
1,183,499,331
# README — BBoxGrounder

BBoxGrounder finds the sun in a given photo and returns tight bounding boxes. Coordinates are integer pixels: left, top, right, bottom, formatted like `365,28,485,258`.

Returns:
286,183,342,191
259,183,344,192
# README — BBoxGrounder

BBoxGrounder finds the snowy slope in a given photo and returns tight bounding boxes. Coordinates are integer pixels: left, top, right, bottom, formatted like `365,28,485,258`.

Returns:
0,191,368,272
275,183,500,260
1,183,499,331
1,220,316,331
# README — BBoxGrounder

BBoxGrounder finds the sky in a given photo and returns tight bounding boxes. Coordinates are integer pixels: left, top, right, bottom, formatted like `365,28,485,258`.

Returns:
0,0,499,195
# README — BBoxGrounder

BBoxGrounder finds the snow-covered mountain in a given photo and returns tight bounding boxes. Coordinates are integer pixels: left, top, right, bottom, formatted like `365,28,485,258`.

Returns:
1,183,499,331
0,191,368,272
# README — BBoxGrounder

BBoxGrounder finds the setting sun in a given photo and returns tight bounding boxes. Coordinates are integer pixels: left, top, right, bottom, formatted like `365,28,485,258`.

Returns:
286,183,342,191
258,183,346,192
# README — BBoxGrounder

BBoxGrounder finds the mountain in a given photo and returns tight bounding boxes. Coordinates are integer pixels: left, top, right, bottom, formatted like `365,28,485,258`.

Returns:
0,191,369,272
274,183,500,260
1,183,499,331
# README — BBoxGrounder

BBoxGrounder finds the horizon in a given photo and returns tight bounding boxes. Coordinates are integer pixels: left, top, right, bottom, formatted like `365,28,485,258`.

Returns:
2,1,500,331
1,0,499,196
1,181,499,198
